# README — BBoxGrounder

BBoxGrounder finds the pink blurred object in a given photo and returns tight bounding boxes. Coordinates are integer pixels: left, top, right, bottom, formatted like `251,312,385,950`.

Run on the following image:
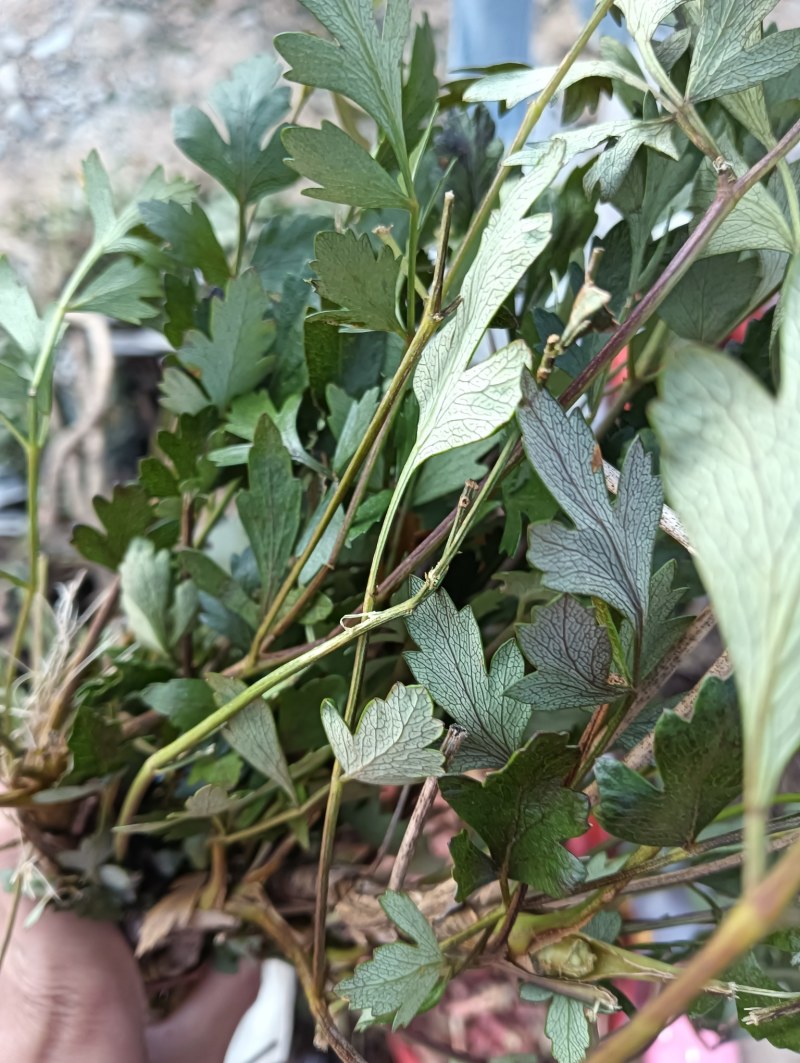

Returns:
644,1015,740,1063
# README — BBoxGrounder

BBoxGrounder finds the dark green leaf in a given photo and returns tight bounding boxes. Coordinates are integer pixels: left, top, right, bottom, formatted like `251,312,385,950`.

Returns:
141,678,217,732
404,580,530,771
595,675,742,847
449,831,499,902
312,230,402,334
509,596,625,711
67,709,128,783
729,952,800,1051
236,414,302,608
186,751,242,790
177,272,273,410
275,0,410,164
140,200,230,287
620,561,692,679
72,485,155,569
402,15,437,151
282,123,410,210
179,550,259,632
173,56,292,204
518,372,662,631
139,458,179,499
659,253,763,344
252,213,330,292
440,735,588,897
157,408,219,487
336,890,448,1030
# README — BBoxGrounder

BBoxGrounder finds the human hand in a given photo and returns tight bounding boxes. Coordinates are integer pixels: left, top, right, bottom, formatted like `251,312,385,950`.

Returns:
0,808,261,1063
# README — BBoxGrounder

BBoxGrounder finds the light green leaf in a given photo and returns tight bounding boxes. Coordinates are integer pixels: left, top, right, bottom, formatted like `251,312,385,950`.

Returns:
412,440,490,507
140,200,230,287
120,538,172,656
465,58,648,110
282,123,410,209
650,254,800,807
177,271,273,410
687,0,800,103
275,0,410,164
321,684,443,786
70,259,160,323
223,699,295,801
405,580,530,771
0,257,44,357
414,339,531,467
336,890,448,1030
545,993,591,1063
173,56,292,204
596,675,742,847
509,596,625,711
297,487,345,586
236,414,302,609
620,561,693,679
613,0,687,42
223,392,327,478
159,367,211,416
312,230,402,334
518,374,662,632
441,735,588,897
406,143,563,477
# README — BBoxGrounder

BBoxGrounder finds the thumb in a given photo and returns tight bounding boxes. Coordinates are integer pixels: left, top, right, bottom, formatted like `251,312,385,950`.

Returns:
146,961,262,1063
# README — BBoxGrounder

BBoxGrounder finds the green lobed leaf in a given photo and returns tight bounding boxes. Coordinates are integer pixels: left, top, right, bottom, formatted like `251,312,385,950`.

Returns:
70,259,160,323
404,579,530,771
141,678,217,732
159,367,212,417
179,550,259,632
686,0,800,104
177,271,273,411
650,254,800,808
407,143,563,476
71,485,155,569
223,698,295,801
281,123,411,209
321,684,443,786
0,257,45,357
441,734,588,897
595,675,742,847
448,831,496,901
401,14,437,152
275,0,410,165
659,254,764,344
312,230,402,334
518,373,662,633
509,595,625,711
329,385,380,474
728,952,800,1051
336,890,448,1031
464,58,647,110
139,200,230,287
236,414,302,609
120,539,173,656
67,709,128,784
173,55,292,205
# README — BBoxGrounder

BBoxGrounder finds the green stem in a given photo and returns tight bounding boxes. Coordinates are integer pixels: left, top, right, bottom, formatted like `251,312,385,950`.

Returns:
242,312,440,669
221,783,331,845
405,199,420,337
234,200,248,274
589,833,800,1063
778,158,800,248
560,115,800,409
194,478,239,549
115,581,433,855
443,0,615,298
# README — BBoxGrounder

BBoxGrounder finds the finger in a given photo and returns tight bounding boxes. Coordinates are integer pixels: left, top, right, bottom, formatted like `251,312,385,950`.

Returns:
146,961,262,1063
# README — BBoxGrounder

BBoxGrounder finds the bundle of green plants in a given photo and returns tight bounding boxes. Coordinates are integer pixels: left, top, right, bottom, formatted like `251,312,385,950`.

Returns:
2,2,800,1060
